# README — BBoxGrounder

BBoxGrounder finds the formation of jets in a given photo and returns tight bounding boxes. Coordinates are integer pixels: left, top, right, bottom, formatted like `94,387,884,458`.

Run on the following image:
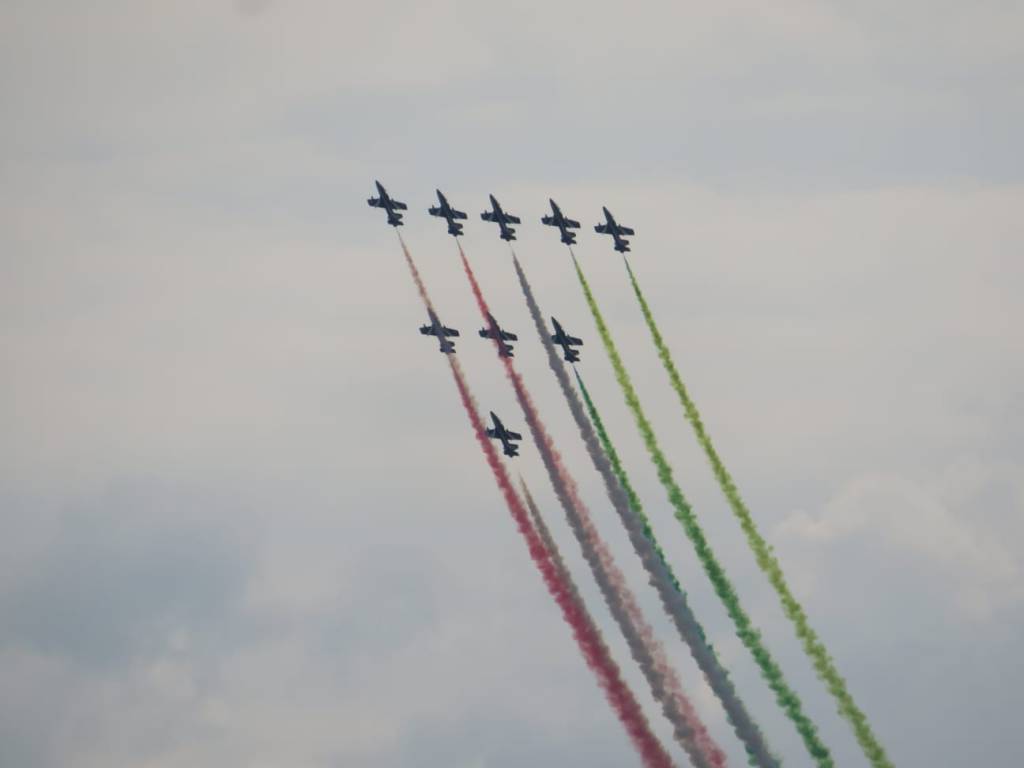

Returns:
372,181,623,459
419,308,582,367
368,181,634,252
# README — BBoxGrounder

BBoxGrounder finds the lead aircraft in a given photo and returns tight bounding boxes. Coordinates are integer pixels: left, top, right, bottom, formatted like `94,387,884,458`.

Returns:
367,181,407,227
428,189,468,236
541,199,580,245
594,206,634,252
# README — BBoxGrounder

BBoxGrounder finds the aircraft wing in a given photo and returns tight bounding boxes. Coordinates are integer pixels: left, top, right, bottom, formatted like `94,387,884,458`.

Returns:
442,326,460,337
619,226,634,235
500,330,518,341
595,223,610,233
541,215,556,225
452,210,468,220
565,218,580,228
566,335,583,345
392,200,408,210
419,325,434,335
505,214,521,224
507,430,523,441
481,211,496,221
485,428,498,438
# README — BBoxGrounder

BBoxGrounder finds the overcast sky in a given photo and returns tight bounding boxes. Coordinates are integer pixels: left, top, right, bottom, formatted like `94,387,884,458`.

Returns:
2,1,1022,766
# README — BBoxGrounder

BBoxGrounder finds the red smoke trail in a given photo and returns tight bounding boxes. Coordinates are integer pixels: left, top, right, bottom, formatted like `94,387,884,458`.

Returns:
396,233,675,768
456,241,723,768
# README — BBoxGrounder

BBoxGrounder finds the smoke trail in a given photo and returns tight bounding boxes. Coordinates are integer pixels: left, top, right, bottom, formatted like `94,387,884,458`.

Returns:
394,232,675,768
572,252,835,768
623,259,893,768
513,255,762,768
456,242,716,768
569,364,781,768
519,477,583,607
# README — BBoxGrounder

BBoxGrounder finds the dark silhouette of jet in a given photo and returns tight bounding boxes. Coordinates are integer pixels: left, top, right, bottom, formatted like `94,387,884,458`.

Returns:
419,309,460,353
478,312,518,358
480,195,521,241
594,206,634,252
550,317,584,363
367,181,408,227
428,189,468,236
485,411,523,457
541,199,580,245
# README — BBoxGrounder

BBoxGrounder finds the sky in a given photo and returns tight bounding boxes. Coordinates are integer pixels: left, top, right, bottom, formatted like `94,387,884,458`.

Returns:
1,1,1022,766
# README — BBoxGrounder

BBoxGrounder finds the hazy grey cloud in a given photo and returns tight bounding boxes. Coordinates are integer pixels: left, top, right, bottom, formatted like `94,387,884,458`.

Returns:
1,483,250,667
2,1,1022,766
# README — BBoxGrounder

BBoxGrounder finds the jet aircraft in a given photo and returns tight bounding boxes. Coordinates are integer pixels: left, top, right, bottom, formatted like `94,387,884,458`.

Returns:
485,411,523,457
428,189,468,236
594,206,634,252
550,317,584,363
480,195,521,241
541,199,580,245
478,313,518,358
419,309,460,353
367,180,408,227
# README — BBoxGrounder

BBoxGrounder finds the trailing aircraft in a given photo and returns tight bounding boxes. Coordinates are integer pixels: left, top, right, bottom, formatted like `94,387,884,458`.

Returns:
478,312,518,358
428,189,468,236
485,411,523,457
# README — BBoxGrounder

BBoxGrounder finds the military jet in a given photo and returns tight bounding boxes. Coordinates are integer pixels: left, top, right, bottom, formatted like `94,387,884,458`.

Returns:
541,199,580,245
486,411,523,457
550,317,584,363
419,309,460,353
428,189,468,236
480,195,521,241
367,180,408,227
478,312,518,358
594,206,634,253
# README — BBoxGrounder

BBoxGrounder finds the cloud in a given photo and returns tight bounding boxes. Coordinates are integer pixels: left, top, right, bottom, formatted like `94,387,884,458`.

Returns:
2,1,1023,766
0,482,253,668
778,458,1024,620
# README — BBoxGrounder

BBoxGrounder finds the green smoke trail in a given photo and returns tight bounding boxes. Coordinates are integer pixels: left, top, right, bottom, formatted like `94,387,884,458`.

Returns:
624,259,893,768
572,254,834,768
573,369,683,606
